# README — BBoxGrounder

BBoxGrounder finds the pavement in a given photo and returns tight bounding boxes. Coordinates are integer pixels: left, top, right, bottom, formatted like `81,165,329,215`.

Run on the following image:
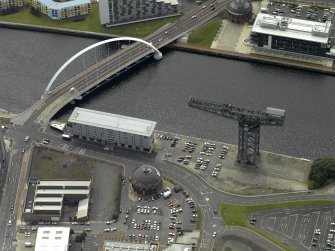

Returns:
210,0,335,68
157,131,311,195
0,1,335,249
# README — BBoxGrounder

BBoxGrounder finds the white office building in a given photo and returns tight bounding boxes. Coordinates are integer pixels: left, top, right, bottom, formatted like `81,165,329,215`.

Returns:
35,227,70,251
250,13,333,57
67,107,156,152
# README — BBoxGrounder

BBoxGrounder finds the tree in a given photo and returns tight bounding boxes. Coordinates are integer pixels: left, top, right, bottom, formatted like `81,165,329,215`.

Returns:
309,158,335,189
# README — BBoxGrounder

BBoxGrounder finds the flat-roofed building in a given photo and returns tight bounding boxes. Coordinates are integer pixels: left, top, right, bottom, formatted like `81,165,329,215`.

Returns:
99,0,182,27
35,227,70,251
31,0,91,20
23,180,91,222
250,13,333,57
104,241,150,251
0,0,23,11
67,107,156,152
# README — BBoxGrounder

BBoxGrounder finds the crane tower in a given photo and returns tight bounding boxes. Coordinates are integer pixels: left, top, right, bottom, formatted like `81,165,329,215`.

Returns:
188,97,286,166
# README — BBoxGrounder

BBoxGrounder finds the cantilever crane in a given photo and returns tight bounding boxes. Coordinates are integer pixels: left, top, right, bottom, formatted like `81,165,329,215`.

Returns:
188,97,286,166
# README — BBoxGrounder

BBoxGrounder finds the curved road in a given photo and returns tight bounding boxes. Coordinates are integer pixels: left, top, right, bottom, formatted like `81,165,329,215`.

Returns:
1,0,335,250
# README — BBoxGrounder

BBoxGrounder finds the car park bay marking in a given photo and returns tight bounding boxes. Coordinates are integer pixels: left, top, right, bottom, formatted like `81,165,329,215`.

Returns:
267,217,276,230
290,214,299,239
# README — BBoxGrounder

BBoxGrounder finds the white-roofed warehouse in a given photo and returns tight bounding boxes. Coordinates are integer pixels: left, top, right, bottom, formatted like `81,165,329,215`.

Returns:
67,107,156,152
35,227,70,251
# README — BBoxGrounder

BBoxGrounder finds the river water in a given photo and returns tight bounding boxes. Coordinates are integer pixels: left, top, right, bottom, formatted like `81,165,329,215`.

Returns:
0,28,335,159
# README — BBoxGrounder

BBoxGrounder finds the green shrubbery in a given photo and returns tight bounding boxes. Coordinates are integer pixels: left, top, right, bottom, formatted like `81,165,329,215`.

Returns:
309,158,335,189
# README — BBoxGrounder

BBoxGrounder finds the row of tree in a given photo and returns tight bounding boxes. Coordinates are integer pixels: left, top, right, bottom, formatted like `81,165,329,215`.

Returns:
309,158,335,189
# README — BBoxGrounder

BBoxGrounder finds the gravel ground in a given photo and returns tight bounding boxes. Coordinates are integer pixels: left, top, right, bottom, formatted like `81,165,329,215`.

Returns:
214,235,267,251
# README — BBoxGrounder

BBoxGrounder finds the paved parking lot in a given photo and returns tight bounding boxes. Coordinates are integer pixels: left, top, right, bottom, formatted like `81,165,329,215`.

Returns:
253,205,335,251
157,131,311,195
267,2,334,23
119,186,199,247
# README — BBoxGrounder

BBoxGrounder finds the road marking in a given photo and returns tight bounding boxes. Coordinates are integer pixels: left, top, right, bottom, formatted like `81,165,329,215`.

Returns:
290,214,298,239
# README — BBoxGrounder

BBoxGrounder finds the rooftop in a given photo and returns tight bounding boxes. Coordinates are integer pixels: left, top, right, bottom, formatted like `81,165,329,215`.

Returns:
35,227,70,251
34,197,64,203
38,180,91,187
35,189,90,195
252,13,332,44
156,0,180,5
104,241,150,250
33,205,62,211
76,198,89,219
68,107,157,137
36,0,90,10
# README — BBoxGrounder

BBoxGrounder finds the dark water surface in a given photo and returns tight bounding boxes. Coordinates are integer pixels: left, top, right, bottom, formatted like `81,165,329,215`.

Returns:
1,28,334,159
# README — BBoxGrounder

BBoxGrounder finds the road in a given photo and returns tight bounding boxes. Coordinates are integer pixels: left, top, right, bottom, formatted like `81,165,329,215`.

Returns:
1,0,335,250
13,0,229,126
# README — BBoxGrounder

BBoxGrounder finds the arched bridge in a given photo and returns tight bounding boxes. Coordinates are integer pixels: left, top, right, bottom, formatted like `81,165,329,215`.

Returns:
43,37,162,97
11,0,228,126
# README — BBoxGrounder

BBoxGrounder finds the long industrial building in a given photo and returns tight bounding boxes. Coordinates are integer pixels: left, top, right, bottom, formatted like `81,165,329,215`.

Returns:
99,0,182,27
67,107,156,152
250,13,333,57
23,180,91,222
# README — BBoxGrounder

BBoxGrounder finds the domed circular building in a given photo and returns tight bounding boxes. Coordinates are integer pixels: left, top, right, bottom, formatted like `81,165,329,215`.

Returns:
131,165,163,195
227,0,252,24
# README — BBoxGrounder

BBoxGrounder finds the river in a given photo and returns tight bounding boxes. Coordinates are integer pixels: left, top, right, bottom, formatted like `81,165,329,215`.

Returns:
0,28,334,159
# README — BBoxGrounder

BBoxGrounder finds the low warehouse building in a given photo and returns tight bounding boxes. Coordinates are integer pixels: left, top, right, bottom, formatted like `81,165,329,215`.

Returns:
23,180,91,222
35,227,70,251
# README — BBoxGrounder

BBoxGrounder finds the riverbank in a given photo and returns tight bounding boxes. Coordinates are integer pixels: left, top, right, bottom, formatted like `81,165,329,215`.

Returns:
154,130,311,196
169,42,335,75
1,21,334,75
0,21,116,39
0,108,14,124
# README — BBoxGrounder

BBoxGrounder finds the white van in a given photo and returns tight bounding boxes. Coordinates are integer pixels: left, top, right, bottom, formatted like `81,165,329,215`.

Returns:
260,8,268,13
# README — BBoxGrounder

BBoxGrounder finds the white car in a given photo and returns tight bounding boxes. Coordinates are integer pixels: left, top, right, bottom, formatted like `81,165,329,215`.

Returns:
213,232,217,237
192,15,197,19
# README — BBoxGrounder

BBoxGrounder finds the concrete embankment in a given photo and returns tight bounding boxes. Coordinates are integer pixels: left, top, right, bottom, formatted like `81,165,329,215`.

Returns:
154,130,311,196
0,21,117,39
168,42,335,75
0,108,14,124
1,21,334,75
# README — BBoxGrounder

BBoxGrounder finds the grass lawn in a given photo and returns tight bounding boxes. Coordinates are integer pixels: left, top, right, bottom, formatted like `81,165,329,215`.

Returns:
187,19,221,47
0,117,10,124
221,200,335,251
196,206,203,230
0,3,179,38
30,146,92,179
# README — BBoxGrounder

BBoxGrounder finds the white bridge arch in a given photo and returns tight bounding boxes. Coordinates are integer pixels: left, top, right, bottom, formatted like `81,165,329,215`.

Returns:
44,36,162,96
